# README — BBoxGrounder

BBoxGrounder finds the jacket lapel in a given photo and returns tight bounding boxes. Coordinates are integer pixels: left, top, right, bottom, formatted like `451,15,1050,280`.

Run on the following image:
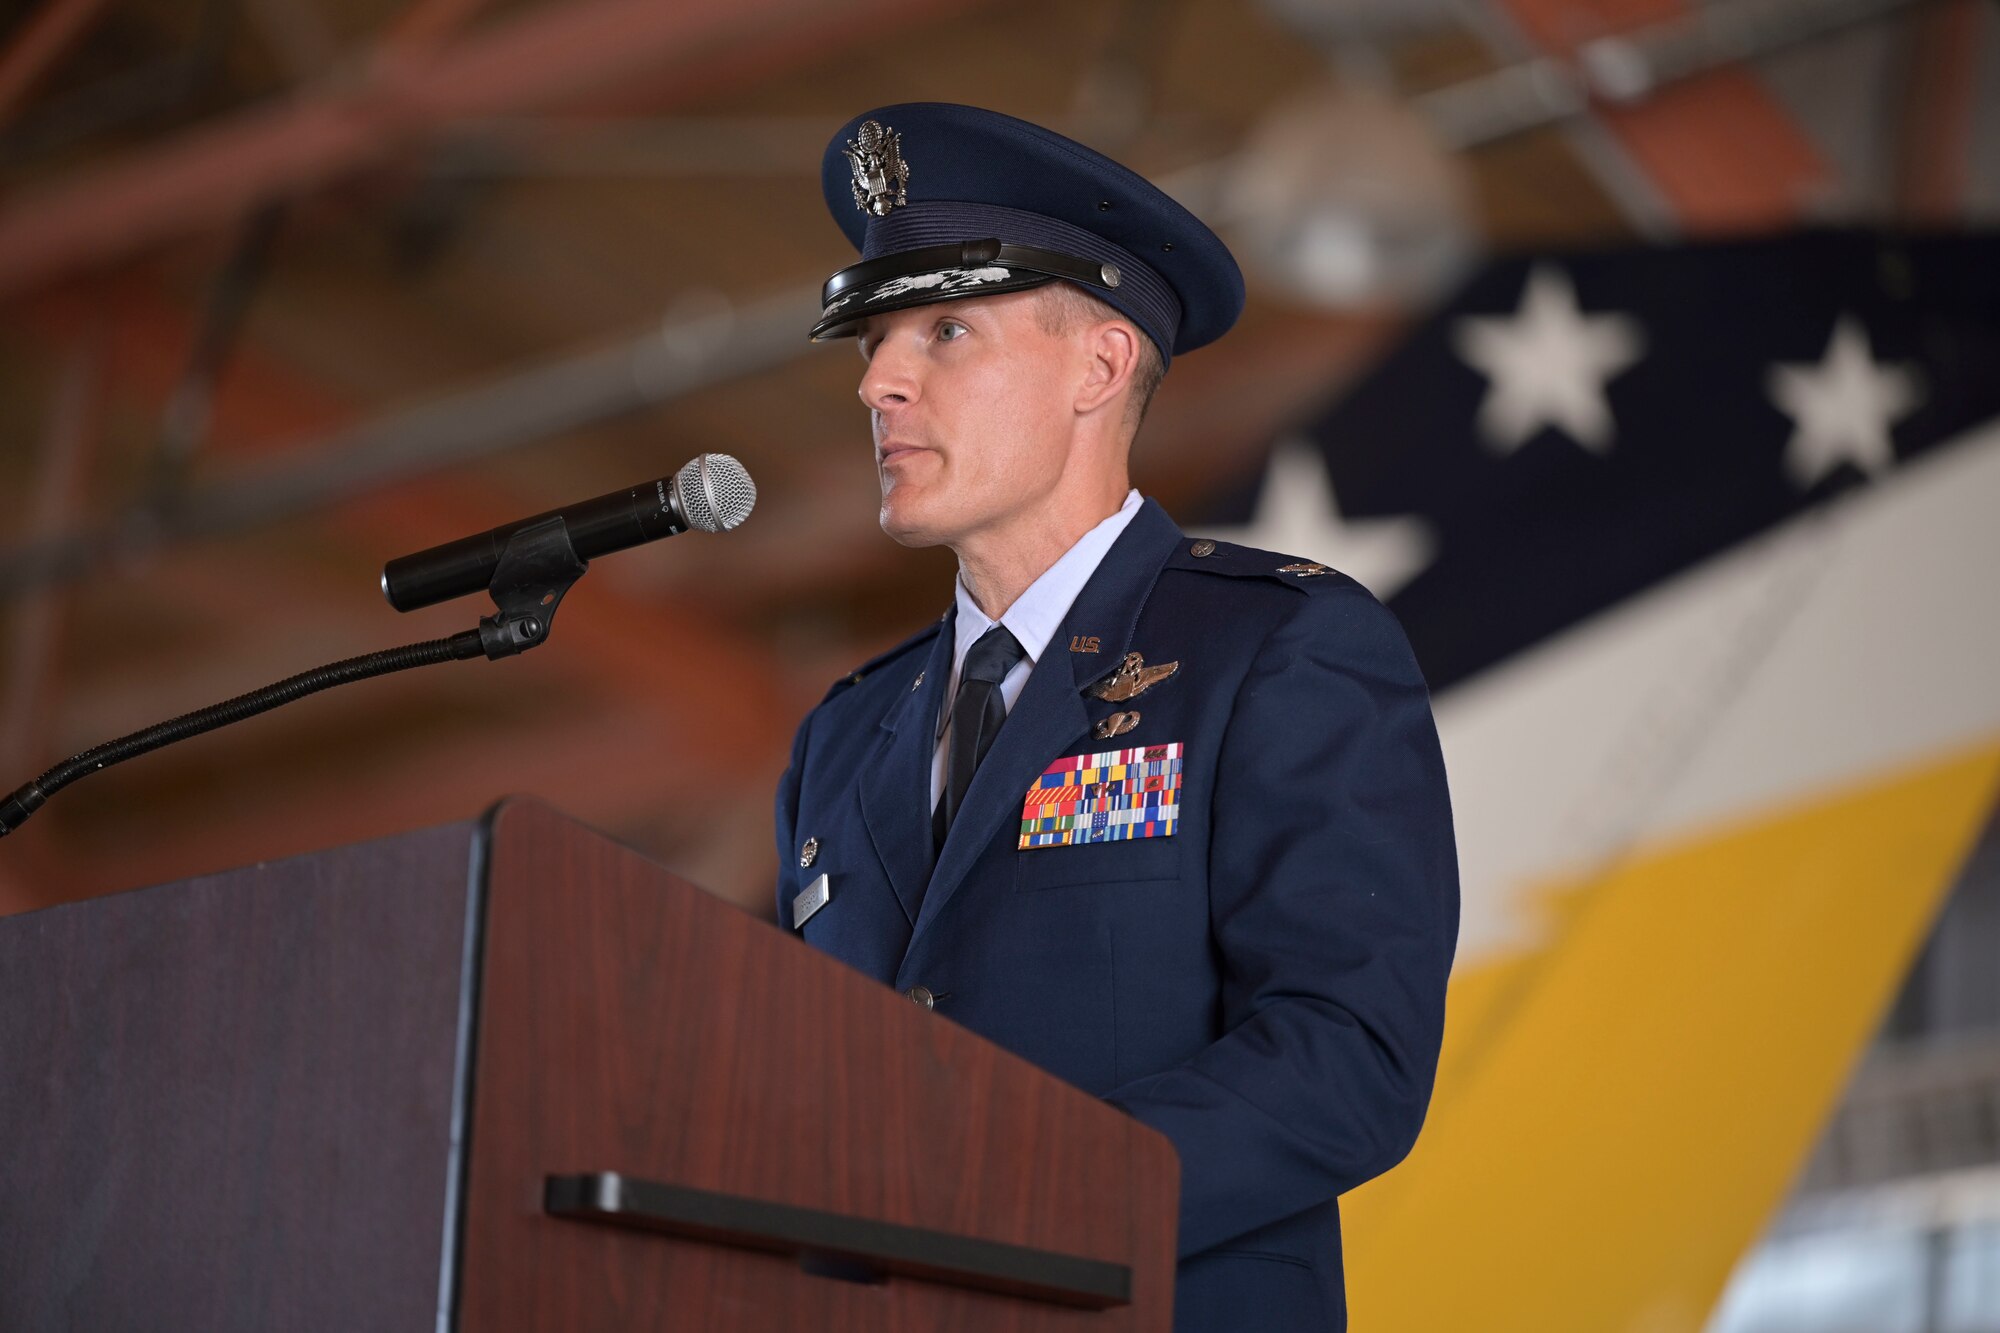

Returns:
911,499,1183,942
858,615,956,926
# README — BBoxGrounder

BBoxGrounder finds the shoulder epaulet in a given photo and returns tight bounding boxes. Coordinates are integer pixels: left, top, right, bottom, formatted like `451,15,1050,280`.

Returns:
1162,537,1361,594
817,617,945,704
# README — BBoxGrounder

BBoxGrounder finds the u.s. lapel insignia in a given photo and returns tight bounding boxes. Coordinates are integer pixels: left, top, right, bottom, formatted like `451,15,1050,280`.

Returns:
1094,710,1140,740
843,120,909,217
1089,652,1179,703
1278,561,1332,577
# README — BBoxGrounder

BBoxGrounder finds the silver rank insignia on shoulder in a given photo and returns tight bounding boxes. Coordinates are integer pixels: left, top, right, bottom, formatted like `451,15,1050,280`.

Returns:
1090,652,1180,703
1278,561,1332,577
792,872,831,929
844,120,909,217
1094,710,1140,740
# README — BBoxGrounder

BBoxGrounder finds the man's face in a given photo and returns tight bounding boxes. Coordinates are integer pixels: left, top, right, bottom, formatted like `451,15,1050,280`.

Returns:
854,289,1080,549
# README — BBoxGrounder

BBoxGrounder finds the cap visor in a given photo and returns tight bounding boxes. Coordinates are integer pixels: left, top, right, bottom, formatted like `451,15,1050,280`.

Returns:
809,266,1056,341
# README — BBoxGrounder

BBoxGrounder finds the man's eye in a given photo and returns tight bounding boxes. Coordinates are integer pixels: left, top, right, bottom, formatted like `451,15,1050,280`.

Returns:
937,320,967,342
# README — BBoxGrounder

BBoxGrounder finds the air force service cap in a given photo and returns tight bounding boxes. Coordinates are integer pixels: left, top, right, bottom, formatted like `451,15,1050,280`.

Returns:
810,103,1245,370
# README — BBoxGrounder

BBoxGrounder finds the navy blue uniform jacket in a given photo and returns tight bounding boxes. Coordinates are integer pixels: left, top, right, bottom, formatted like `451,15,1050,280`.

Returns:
773,497,1458,1331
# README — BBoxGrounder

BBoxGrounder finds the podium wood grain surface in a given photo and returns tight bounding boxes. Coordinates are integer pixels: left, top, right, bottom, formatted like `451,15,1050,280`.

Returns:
0,799,1178,1330
461,798,1177,1330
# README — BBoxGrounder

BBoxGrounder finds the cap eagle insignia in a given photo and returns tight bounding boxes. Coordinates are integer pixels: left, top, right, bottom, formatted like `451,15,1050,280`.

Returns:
844,119,910,217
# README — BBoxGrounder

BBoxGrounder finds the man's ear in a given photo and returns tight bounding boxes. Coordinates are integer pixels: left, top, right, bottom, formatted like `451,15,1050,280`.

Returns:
1075,320,1140,417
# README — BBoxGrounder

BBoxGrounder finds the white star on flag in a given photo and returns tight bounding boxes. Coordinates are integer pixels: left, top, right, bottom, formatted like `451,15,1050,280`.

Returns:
1766,313,1923,487
1192,437,1435,601
1451,264,1645,456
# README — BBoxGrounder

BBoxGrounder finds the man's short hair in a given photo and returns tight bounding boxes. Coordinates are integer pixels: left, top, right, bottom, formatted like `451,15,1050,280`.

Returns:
1032,282,1167,436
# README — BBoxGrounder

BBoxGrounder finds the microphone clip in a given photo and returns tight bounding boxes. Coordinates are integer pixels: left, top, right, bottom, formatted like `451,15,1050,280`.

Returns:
477,516,588,660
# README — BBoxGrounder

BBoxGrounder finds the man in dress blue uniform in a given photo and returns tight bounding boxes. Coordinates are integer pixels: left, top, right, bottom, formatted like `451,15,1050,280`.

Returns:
774,103,1458,1331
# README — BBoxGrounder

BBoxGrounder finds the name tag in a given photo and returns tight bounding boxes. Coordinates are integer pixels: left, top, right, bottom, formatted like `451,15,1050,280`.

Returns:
791,873,831,929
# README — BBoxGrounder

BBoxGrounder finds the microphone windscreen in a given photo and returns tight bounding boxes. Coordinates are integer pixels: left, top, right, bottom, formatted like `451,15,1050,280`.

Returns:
673,453,757,533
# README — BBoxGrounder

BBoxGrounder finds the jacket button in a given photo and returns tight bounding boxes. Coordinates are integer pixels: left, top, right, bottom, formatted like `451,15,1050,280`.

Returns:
905,985,935,1009
1190,539,1216,557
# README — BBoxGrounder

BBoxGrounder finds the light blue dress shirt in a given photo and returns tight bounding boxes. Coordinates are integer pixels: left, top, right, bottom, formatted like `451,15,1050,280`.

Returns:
930,488,1143,812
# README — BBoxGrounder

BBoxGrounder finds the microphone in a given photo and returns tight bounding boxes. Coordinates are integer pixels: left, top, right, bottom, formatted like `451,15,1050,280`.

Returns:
381,452,756,612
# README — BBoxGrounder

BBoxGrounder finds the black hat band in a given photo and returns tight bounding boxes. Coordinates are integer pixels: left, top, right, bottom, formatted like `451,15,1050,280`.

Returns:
823,239,1121,308
851,200,1182,363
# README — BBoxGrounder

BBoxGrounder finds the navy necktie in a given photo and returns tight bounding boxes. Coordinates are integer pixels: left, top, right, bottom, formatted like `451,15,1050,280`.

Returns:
933,625,1027,852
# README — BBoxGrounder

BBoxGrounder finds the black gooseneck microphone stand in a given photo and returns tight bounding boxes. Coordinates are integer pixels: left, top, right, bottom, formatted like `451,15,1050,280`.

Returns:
0,516,586,838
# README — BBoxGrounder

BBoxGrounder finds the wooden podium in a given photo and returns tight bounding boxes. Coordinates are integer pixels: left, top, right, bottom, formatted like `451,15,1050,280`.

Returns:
0,799,1178,1331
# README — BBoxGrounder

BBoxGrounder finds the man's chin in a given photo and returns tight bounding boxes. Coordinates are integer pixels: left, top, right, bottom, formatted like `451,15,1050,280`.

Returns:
878,493,951,549
878,509,945,549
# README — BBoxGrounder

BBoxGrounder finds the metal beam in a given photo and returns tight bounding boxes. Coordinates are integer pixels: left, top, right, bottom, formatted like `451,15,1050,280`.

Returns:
1435,0,1871,232
0,327,98,782
0,0,986,300
379,0,496,58
1423,0,1938,147
10,277,790,746
146,199,290,503
0,283,815,594
241,0,339,84
1893,0,1984,223
0,0,112,127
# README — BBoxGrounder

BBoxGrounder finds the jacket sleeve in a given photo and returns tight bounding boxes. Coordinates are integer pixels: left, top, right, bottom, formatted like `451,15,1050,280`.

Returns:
1101,579,1459,1258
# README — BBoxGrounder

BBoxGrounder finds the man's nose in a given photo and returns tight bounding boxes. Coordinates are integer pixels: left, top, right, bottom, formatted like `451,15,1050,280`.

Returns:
858,337,918,412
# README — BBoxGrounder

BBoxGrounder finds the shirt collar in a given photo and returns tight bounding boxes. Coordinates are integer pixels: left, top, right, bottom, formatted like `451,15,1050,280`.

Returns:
952,488,1144,673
